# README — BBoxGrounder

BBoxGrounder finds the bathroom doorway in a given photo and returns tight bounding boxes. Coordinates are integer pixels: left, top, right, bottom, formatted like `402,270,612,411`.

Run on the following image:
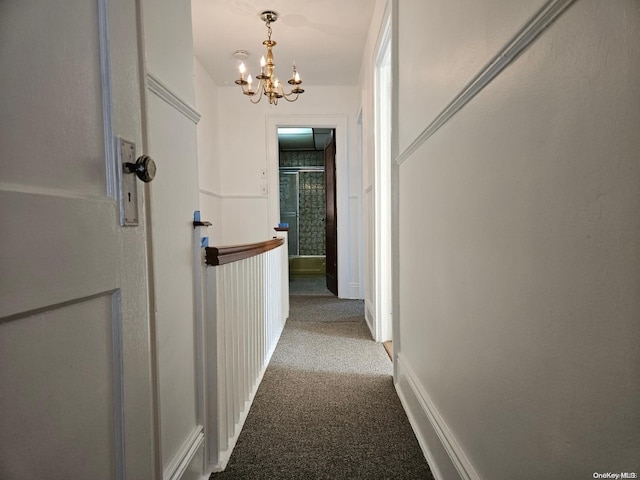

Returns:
278,127,337,296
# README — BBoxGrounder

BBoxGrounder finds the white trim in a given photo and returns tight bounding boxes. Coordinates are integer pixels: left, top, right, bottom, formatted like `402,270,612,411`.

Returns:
110,290,125,480
147,72,202,124
390,0,401,380
164,426,205,480
0,288,120,325
395,353,480,480
395,0,578,166
0,182,117,201
199,188,223,198
374,10,393,343
199,188,267,200
348,282,361,298
372,0,394,70
355,106,365,302
364,298,375,337
98,0,116,199
223,194,268,199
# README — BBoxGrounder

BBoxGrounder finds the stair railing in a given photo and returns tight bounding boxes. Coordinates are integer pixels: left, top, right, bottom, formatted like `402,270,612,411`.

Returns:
202,231,289,472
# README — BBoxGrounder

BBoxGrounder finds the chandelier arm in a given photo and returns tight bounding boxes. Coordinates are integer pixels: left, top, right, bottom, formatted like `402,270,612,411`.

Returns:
281,91,301,102
248,82,265,104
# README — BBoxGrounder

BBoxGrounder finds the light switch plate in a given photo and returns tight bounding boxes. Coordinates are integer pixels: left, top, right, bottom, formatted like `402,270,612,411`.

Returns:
118,138,139,226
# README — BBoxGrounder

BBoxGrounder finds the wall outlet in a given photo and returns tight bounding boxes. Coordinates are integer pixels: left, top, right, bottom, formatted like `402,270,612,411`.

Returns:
260,184,268,195
260,168,267,179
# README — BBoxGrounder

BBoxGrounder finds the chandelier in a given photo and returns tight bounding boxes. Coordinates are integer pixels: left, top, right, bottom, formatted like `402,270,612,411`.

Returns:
234,11,305,105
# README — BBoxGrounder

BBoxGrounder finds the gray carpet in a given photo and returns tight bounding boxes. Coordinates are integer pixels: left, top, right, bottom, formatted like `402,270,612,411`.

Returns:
211,296,434,480
289,276,334,296
288,295,366,323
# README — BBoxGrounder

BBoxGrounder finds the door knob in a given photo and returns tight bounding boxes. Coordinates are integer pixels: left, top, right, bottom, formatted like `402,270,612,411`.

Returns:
124,155,156,183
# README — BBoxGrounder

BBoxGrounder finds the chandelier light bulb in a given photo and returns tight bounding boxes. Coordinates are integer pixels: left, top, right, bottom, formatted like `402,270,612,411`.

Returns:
239,62,246,74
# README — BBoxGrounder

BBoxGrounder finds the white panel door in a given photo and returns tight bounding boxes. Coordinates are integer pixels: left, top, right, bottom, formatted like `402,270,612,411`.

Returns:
0,1,154,479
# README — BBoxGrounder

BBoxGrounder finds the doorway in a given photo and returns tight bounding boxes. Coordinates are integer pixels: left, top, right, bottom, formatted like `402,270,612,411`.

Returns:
266,115,351,299
278,127,337,296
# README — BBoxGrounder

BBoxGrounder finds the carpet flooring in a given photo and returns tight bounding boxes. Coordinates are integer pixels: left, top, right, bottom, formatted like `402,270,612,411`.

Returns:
211,296,433,480
289,276,334,296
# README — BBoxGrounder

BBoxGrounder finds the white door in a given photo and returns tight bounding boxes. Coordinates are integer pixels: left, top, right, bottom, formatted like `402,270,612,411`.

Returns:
0,1,155,479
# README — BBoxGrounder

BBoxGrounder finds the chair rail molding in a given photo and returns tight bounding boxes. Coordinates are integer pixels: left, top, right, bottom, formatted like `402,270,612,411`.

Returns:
200,188,269,200
395,0,579,166
199,188,223,198
146,72,202,124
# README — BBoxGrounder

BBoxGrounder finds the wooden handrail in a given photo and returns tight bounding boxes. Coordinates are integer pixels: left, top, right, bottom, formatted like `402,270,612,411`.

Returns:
205,237,284,266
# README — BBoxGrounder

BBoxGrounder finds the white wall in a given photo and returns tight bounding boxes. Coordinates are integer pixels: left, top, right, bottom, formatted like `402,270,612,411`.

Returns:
389,0,640,479
142,0,196,105
195,58,223,245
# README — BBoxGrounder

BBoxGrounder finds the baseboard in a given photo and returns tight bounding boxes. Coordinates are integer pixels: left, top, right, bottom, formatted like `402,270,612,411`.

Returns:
395,353,481,480
164,426,205,480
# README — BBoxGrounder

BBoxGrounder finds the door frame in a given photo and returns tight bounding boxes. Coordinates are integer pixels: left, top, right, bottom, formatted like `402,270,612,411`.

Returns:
374,12,393,343
266,115,349,298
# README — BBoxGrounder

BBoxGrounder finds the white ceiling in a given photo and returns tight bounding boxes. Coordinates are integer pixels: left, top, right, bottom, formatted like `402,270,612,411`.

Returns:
191,0,377,87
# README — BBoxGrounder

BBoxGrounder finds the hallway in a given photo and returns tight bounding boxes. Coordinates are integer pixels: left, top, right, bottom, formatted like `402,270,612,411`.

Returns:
210,296,432,479
2,1,638,478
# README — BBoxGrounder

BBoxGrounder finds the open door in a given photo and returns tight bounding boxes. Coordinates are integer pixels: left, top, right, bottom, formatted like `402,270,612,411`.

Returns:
0,1,154,478
325,133,338,296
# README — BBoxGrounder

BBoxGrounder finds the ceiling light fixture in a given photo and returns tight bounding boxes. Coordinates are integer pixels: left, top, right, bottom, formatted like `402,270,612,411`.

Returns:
235,11,305,105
